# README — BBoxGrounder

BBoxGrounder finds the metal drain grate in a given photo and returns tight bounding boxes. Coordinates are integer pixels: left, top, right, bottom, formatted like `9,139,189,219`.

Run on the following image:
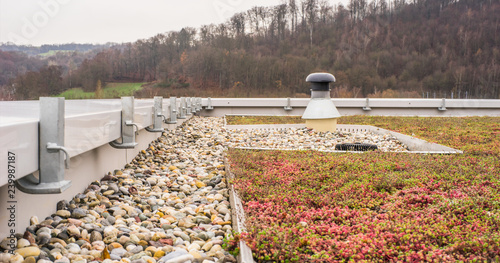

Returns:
335,143,378,151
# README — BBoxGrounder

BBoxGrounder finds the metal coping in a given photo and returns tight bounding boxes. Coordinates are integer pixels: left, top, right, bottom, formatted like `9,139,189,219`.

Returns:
207,98,500,110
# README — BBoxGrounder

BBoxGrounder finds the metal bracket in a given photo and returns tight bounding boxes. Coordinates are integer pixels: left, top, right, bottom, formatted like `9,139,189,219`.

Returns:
166,97,178,124
178,97,187,119
192,98,198,113
284,97,293,111
363,98,372,111
16,97,72,194
192,97,197,112
185,97,191,115
195,97,202,112
205,97,214,110
188,97,194,114
46,143,70,168
110,97,139,149
438,98,447,111
146,96,166,132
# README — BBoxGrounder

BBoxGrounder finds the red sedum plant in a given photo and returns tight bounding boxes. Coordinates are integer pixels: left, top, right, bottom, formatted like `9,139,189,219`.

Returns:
228,116,500,262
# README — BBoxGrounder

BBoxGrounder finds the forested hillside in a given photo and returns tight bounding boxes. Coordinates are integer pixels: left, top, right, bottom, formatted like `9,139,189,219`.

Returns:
1,0,499,100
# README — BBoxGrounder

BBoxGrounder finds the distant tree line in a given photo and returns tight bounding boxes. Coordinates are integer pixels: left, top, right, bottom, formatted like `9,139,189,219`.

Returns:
1,0,499,100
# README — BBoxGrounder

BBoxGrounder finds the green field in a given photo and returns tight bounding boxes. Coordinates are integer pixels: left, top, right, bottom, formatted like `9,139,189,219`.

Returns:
57,82,145,99
38,50,74,57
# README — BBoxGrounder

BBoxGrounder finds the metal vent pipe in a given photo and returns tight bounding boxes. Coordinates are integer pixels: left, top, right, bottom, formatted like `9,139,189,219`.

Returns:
302,73,341,132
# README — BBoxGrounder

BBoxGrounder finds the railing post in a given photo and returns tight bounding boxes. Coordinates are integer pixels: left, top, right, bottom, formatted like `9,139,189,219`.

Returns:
189,97,196,114
166,97,177,124
363,98,372,111
178,97,187,119
192,97,197,114
205,97,214,110
146,96,166,132
110,97,139,149
16,97,72,194
185,97,191,115
196,97,202,112
284,97,293,111
438,98,447,111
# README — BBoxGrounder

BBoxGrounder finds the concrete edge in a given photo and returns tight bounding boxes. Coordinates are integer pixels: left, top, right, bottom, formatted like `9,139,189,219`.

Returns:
225,114,303,116
231,147,462,155
224,157,255,263
223,122,463,154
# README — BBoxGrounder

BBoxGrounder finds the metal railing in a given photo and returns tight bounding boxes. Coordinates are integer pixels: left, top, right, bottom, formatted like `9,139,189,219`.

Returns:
0,96,200,192
201,98,500,117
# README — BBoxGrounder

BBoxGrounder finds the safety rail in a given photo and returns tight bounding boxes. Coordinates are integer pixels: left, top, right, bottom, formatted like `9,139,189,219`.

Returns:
0,96,198,191
200,98,500,117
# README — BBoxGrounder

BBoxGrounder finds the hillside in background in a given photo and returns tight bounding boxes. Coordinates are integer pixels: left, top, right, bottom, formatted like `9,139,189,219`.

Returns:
1,0,499,100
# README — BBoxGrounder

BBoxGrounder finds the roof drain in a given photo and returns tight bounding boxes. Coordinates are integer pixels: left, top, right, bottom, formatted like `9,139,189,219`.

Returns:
335,143,378,151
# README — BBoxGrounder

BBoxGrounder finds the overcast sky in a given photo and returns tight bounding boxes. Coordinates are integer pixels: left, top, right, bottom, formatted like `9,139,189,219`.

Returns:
0,0,348,46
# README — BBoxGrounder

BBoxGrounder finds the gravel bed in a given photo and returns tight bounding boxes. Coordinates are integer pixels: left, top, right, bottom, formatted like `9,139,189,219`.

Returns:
1,117,233,263
226,127,408,152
